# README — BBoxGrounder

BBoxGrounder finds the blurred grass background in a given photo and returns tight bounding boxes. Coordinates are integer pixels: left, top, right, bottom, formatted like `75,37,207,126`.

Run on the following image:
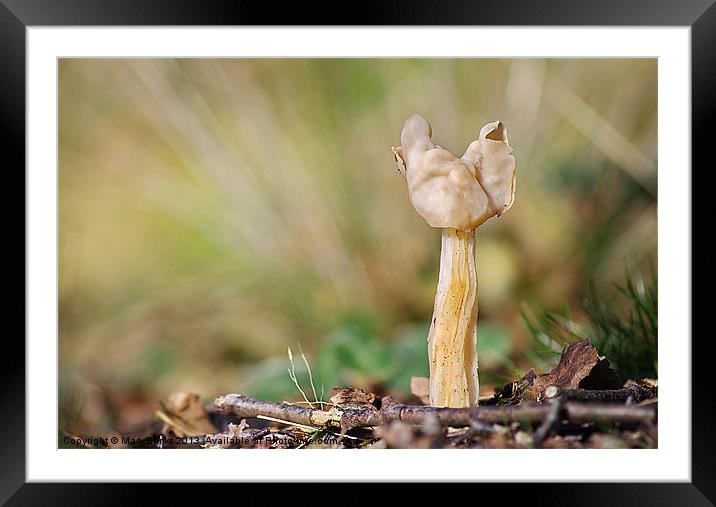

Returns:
58,58,657,434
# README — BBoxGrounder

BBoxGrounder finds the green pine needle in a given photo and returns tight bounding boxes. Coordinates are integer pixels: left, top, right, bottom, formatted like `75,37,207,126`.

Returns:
522,261,657,380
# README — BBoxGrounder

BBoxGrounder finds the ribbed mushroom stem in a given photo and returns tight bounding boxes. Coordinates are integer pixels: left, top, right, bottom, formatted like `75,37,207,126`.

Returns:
428,228,478,407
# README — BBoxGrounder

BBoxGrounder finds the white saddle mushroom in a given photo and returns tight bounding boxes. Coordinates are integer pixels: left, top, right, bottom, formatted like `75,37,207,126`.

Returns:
392,114,516,407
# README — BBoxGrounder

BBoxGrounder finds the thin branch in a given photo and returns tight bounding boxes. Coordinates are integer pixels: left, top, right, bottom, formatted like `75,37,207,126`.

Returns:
532,397,564,447
214,387,657,433
555,384,657,403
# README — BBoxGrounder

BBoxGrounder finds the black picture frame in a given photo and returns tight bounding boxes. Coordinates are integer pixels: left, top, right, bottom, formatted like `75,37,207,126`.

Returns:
2,1,707,504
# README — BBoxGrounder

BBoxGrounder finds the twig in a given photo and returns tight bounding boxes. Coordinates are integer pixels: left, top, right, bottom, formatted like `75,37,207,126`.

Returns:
214,389,657,432
562,403,655,424
215,393,341,427
532,397,564,447
379,397,547,426
555,384,657,403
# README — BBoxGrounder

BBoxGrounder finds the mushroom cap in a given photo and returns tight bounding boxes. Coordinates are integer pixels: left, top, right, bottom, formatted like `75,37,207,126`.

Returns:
395,114,516,231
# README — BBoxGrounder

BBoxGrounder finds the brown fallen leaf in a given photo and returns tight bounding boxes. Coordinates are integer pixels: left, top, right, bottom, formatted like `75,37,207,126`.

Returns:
328,387,377,407
158,392,217,437
526,339,622,401
202,420,250,449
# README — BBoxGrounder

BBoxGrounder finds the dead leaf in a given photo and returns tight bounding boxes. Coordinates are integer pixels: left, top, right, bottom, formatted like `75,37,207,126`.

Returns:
526,339,622,401
158,392,216,437
329,387,376,406
202,420,250,449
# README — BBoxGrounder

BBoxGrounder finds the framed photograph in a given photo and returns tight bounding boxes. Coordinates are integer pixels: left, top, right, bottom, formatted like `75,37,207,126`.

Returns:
5,0,707,503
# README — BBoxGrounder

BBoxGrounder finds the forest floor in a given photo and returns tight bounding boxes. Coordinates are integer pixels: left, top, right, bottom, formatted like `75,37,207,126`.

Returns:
112,338,657,449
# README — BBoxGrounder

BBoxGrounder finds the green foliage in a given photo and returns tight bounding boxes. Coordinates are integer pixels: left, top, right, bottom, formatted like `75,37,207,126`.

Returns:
522,263,657,380
244,314,513,402
316,316,396,392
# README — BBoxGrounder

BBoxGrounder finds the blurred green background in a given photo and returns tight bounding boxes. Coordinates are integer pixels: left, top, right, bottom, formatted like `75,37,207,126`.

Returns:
59,59,657,434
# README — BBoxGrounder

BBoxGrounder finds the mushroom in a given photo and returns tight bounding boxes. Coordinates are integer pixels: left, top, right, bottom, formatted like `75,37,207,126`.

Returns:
391,114,516,407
